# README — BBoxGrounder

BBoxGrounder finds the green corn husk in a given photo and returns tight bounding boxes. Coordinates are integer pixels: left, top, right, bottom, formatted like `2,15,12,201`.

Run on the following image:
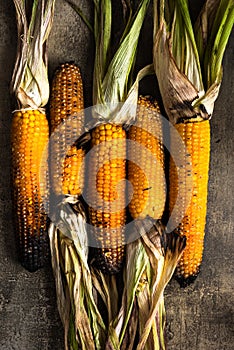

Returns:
91,0,152,123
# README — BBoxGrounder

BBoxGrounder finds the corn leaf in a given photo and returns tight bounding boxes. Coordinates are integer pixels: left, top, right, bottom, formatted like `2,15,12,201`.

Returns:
172,0,203,91
68,0,151,122
119,238,149,344
102,0,150,105
114,64,155,124
93,0,112,106
153,0,203,123
65,0,94,33
204,0,234,87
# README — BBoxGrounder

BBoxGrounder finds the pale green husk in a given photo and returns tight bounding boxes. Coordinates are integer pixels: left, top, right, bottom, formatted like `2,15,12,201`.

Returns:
92,0,151,123
11,0,55,108
153,0,234,124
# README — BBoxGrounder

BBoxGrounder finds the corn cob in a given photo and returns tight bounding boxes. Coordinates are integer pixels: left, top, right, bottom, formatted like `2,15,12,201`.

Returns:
169,120,210,285
11,0,55,271
11,109,49,271
128,96,166,220
86,123,126,273
50,62,85,196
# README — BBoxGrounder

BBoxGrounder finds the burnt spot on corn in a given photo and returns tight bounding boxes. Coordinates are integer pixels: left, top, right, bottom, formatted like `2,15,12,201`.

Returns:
20,225,49,272
143,187,152,191
50,62,84,132
175,267,200,288
92,246,125,274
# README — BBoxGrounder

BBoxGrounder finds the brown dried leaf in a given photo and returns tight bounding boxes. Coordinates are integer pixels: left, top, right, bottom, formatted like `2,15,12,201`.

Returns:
153,23,205,124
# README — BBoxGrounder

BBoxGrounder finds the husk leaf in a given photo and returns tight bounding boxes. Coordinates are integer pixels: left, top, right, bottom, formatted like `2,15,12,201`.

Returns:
153,21,202,124
49,198,106,350
92,0,150,123
153,0,234,123
105,221,186,349
11,0,55,108
136,226,186,350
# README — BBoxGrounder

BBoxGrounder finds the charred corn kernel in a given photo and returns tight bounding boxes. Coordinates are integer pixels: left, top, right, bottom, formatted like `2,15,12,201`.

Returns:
50,62,85,196
128,96,166,220
86,123,126,273
169,120,210,286
11,109,49,272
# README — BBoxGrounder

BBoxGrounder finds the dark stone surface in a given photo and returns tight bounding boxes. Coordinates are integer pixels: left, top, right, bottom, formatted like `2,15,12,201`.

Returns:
0,1,233,349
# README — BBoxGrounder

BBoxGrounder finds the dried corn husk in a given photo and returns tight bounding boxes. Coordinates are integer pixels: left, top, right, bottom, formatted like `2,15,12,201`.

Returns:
11,0,55,109
153,0,234,124
105,221,186,349
49,197,107,350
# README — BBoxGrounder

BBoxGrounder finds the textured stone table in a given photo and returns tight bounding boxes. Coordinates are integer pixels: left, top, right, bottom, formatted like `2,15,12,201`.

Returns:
0,1,233,349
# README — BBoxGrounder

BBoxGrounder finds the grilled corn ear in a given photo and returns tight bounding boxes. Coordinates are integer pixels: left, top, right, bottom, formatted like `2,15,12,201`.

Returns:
86,123,127,273
50,62,85,196
12,109,49,271
169,120,210,285
128,96,165,220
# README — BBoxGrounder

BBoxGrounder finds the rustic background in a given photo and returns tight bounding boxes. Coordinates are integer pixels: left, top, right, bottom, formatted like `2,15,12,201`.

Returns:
0,1,233,349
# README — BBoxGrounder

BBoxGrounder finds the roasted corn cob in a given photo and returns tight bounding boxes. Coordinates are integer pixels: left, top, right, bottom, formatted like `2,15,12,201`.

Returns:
11,0,55,271
50,62,85,196
153,0,234,286
86,123,126,273
128,96,165,220
12,109,49,271
169,120,210,285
